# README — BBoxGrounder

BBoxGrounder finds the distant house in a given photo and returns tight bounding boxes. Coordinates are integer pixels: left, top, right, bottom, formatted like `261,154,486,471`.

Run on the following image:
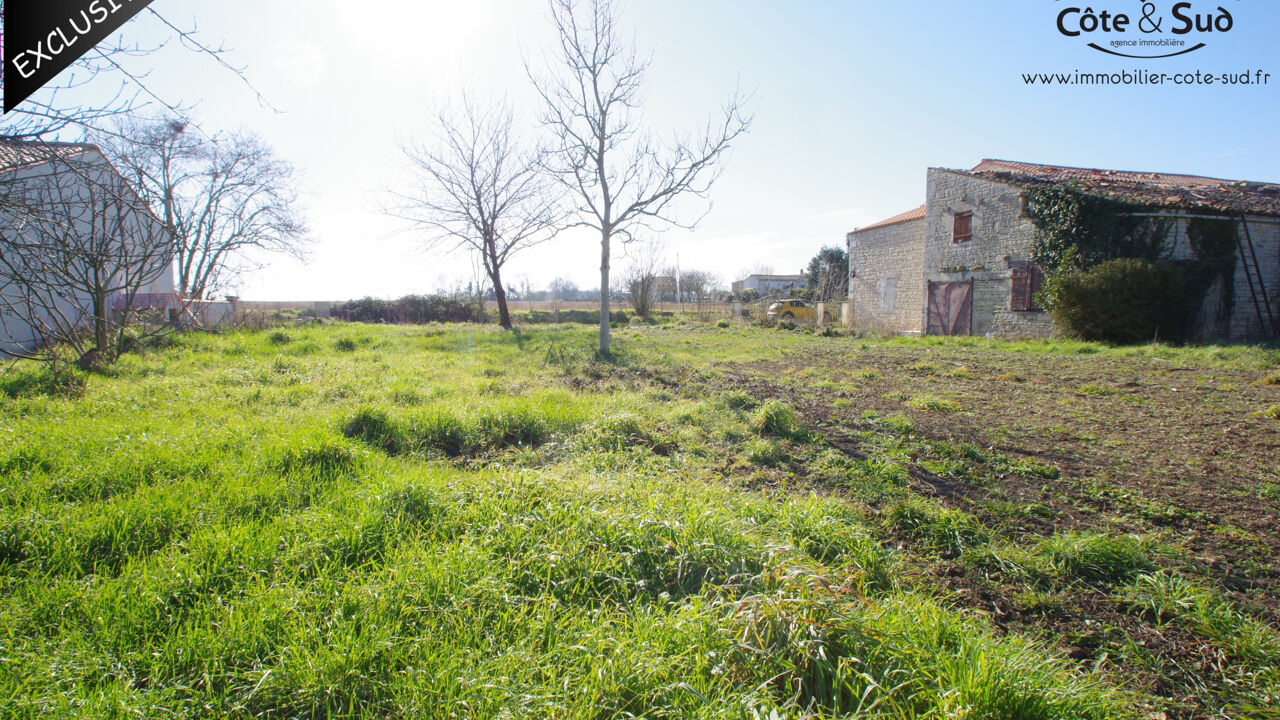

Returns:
848,160,1280,341
652,276,678,301
0,139,175,356
731,273,807,297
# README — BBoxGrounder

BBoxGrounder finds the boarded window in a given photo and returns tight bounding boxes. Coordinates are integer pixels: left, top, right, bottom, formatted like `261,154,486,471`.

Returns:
953,212,973,243
1011,264,1045,312
878,277,895,312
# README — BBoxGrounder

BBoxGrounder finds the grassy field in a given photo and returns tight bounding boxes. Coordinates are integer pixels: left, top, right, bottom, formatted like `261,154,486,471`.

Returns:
1,323,1278,719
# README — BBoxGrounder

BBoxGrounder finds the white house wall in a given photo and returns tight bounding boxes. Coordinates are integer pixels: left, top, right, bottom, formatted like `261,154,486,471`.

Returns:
0,148,175,356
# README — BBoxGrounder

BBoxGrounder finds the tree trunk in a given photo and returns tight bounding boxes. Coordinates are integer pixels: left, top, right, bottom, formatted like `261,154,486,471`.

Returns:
491,269,513,330
93,289,109,354
598,226,611,357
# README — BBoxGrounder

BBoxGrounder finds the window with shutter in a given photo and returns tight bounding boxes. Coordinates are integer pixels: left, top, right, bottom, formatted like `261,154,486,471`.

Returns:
1011,264,1045,312
953,212,972,243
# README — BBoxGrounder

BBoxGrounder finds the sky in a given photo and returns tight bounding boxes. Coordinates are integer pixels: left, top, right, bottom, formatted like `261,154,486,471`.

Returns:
8,0,1280,300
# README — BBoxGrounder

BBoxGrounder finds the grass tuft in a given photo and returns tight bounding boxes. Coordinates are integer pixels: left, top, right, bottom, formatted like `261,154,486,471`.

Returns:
0,363,87,398
887,498,989,556
1121,571,1280,659
750,400,805,439
342,407,403,453
1035,531,1154,583
905,394,962,412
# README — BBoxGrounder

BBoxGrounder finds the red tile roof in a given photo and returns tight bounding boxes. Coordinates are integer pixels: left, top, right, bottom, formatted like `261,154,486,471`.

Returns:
0,138,99,172
850,204,926,234
967,159,1280,217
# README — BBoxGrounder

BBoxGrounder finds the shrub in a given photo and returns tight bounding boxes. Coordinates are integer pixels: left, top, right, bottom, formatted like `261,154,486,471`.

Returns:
331,294,486,325
1039,259,1187,344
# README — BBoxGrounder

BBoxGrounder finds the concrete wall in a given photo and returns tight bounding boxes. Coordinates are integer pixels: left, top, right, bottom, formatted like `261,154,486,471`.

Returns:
847,218,925,334
924,169,1056,338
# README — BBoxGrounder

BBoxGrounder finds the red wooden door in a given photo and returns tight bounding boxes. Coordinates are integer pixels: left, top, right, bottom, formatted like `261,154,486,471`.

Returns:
927,280,973,336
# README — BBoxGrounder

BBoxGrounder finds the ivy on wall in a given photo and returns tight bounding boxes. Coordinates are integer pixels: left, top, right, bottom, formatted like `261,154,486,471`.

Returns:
1183,216,1238,332
1025,184,1240,342
1025,186,1173,271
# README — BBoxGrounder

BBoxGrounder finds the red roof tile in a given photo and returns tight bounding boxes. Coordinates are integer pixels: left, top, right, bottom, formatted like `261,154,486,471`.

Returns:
850,204,926,234
967,159,1280,217
0,138,99,172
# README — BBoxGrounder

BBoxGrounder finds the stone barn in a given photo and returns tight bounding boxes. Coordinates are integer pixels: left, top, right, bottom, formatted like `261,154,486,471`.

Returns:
847,160,1280,341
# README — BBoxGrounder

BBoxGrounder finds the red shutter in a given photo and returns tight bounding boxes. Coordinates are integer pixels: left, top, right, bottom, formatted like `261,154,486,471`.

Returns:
1011,265,1045,312
953,212,973,243
1011,267,1030,311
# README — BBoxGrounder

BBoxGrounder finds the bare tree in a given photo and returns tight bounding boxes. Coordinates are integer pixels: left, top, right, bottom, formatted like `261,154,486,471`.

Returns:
0,4,275,140
392,97,558,330
516,275,536,312
623,242,664,319
530,0,752,355
99,118,308,300
678,269,719,312
0,143,173,366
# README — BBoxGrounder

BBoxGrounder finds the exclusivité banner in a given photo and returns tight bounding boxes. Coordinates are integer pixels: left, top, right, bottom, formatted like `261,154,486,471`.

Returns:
3,0,155,112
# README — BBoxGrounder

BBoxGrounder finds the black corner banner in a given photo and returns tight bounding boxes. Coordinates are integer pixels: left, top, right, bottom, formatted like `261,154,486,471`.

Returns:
4,0,156,113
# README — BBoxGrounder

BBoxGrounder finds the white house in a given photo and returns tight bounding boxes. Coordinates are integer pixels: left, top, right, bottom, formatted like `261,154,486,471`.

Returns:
731,273,807,297
0,139,175,357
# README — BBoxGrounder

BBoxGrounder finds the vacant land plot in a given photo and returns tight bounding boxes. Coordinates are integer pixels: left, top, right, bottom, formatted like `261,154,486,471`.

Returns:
1,323,1277,719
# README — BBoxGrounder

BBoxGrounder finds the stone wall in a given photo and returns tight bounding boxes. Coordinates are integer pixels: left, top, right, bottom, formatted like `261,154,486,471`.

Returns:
847,217,925,334
924,169,1056,338
1227,218,1280,341
846,166,1279,342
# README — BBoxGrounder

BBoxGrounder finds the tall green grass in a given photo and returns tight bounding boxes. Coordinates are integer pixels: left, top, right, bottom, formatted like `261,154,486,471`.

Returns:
0,322,1198,718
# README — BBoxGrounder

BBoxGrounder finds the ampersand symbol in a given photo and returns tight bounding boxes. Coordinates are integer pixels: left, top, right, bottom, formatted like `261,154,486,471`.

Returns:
1139,2,1163,33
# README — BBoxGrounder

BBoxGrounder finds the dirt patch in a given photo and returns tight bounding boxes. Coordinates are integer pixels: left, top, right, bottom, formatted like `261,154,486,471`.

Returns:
624,340,1280,720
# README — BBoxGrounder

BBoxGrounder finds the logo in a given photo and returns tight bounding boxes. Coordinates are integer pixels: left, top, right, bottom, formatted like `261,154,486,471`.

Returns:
4,0,156,113
1055,2,1237,59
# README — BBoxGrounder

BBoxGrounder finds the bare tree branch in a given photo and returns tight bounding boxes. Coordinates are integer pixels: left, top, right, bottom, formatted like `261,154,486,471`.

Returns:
623,240,663,319
97,118,309,300
0,5,274,140
389,95,561,330
0,141,174,365
529,0,752,355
